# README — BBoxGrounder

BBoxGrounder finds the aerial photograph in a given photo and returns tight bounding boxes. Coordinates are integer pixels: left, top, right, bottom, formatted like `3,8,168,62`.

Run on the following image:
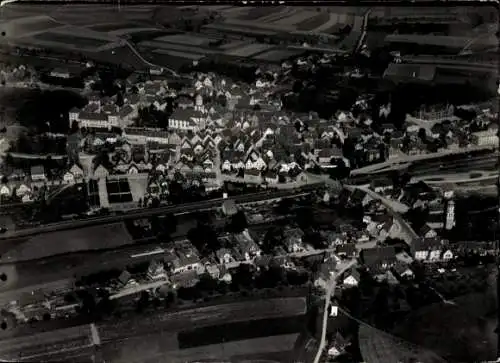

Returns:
0,2,497,363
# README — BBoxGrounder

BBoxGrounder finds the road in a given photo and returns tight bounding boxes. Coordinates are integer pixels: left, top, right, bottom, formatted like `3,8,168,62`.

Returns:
400,55,497,71
350,145,498,176
313,259,356,363
347,185,419,252
0,215,333,303
0,186,322,240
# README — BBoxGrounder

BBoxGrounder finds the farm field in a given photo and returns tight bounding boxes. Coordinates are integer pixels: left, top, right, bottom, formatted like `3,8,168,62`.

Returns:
202,23,278,37
217,40,249,50
88,22,147,32
154,33,220,47
92,45,150,70
152,49,206,61
1,15,63,36
295,12,330,31
256,7,297,24
31,32,110,49
0,222,135,262
147,52,197,71
224,43,274,58
109,27,164,37
139,40,218,55
252,49,304,63
237,6,283,21
273,10,318,27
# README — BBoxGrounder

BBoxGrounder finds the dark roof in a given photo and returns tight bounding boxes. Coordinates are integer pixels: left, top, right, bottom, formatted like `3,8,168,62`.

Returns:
384,63,436,83
415,237,442,251
360,246,397,267
336,243,357,256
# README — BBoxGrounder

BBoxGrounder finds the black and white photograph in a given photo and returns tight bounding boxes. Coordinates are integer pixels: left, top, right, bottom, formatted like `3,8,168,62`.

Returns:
0,2,497,362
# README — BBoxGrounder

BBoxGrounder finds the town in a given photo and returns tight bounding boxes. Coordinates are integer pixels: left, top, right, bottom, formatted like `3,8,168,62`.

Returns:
0,3,498,363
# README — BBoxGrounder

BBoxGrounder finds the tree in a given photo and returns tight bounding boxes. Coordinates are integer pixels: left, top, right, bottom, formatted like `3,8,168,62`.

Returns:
417,128,427,142
228,210,248,233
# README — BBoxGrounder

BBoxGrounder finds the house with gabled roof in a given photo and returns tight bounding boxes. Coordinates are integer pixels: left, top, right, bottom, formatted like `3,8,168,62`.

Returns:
244,168,262,184
30,165,46,182
360,246,397,273
263,170,278,184
93,164,109,180
69,164,84,181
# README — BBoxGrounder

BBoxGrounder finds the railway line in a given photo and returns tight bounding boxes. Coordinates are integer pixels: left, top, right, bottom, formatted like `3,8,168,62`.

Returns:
0,184,322,241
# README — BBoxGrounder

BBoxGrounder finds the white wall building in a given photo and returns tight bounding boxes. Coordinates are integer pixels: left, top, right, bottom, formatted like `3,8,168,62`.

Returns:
471,130,499,147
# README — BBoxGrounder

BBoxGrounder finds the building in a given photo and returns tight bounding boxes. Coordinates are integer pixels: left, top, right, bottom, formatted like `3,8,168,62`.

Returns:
222,199,238,216
171,245,202,275
147,260,168,281
443,190,456,231
412,104,455,122
69,103,136,130
471,130,499,147
50,68,71,79
342,269,360,287
30,165,46,182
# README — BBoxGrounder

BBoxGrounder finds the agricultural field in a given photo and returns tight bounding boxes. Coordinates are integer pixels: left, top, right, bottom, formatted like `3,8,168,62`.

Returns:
252,49,304,63
154,33,220,47
224,43,274,58
295,12,331,31
1,15,63,38
153,49,206,61
91,45,150,70
202,22,278,37
273,10,319,27
31,32,110,50
359,324,447,363
88,22,147,32
237,6,283,21
256,7,298,24
108,27,164,37
217,40,250,50
139,40,218,55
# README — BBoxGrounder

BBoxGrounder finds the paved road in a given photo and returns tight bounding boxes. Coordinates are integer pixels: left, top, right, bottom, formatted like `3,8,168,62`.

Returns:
313,259,356,363
347,185,419,251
